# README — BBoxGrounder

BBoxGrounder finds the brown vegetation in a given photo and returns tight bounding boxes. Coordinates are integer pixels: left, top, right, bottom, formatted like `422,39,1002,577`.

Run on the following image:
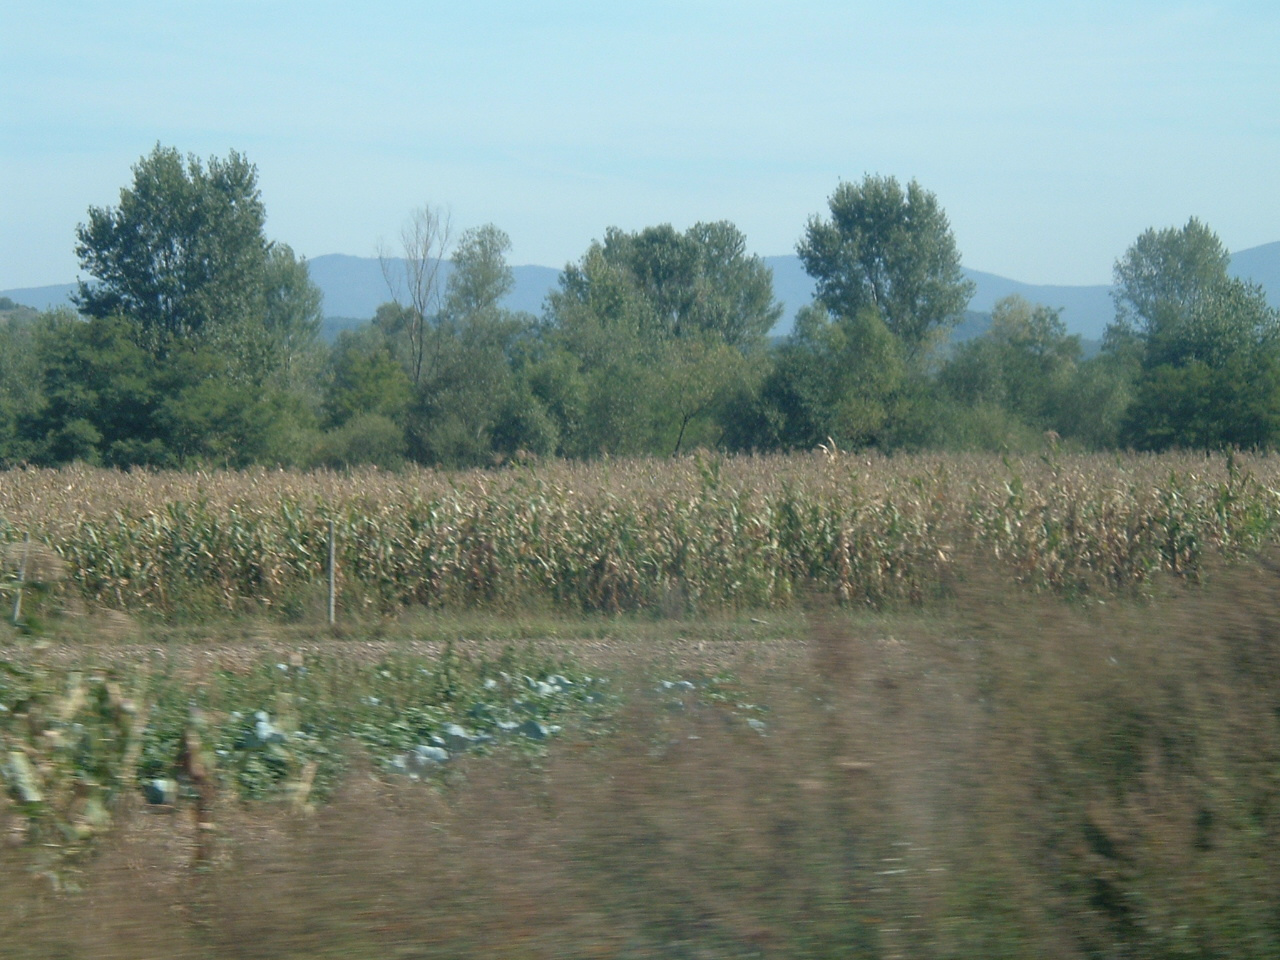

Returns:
1,451,1278,618
3,546,1279,958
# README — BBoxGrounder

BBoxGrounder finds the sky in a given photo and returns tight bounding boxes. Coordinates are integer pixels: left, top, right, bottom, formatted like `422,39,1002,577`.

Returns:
2,1,1278,290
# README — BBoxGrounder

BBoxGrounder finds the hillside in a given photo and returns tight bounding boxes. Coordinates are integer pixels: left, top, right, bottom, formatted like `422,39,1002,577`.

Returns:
0,297,40,325
1230,240,1280,295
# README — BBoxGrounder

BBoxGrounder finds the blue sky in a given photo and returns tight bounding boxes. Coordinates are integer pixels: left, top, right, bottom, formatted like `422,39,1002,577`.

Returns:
2,1,1277,289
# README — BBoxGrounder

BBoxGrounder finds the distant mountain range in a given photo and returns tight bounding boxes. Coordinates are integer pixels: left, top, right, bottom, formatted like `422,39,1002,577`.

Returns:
6,242,1278,342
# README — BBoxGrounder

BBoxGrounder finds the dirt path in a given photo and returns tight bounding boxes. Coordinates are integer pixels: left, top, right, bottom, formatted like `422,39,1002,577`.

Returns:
0,619,814,681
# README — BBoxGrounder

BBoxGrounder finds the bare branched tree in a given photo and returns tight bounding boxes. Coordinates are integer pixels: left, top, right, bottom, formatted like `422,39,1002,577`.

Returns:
380,204,453,383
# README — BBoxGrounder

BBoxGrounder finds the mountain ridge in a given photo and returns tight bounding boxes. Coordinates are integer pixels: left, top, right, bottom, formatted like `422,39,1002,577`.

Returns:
5,242,1278,342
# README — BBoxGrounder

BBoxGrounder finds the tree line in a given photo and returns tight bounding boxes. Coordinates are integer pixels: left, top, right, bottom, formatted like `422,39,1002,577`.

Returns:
1,145,1277,471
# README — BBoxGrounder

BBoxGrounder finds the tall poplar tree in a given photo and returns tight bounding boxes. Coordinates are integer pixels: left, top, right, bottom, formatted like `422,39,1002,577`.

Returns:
798,175,973,359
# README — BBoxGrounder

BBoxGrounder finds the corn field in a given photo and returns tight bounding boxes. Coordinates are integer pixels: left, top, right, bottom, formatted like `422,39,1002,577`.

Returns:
1,451,1279,617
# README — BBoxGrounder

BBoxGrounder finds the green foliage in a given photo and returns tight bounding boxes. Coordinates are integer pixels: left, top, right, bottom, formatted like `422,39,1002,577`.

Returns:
17,149,1280,466
550,221,782,349
943,296,1081,419
798,174,974,358
25,310,316,469
520,344,589,451
725,174,979,454
922,400,1047,453
489,385,560,461
1049,352,1133,449
229,243,326,394
27,146,327,468
323,327,412,428
736,305,907,451
74,145,270,350
1123,355,1280,451
1109,219,1280,450
31,312,162,467
1112,218,1279,370
314,413,408,470
441,223,515,324
366,222,558,469
404,305,534,468
657,338,758,456
1114,218,1229,341
155,347,317,468
542,221,780,457
533,293,655,459
0,311,43,466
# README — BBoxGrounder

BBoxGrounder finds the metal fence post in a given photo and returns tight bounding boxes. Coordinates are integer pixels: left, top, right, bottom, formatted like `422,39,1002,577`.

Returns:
11,531,30,626
328,520,336,626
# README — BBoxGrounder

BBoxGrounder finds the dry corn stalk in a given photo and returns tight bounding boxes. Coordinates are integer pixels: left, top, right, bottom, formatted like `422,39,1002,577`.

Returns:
0,452,1276,614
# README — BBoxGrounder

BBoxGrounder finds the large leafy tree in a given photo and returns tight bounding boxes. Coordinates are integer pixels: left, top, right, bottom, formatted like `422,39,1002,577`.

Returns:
440,223,515,325
798,175,974,359
422,224,557,464
1111,218,1278,370
370,223,550,467
543,221,781,457
74,145,323,383
550,221,782,350
55,146,324,466
257,243,325,385
317,326,413,469
324,327,413,429
74,145,272,351
1121,355,1280,451
941,296,1083,429
731,305,907,451
1108,219,1280,449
